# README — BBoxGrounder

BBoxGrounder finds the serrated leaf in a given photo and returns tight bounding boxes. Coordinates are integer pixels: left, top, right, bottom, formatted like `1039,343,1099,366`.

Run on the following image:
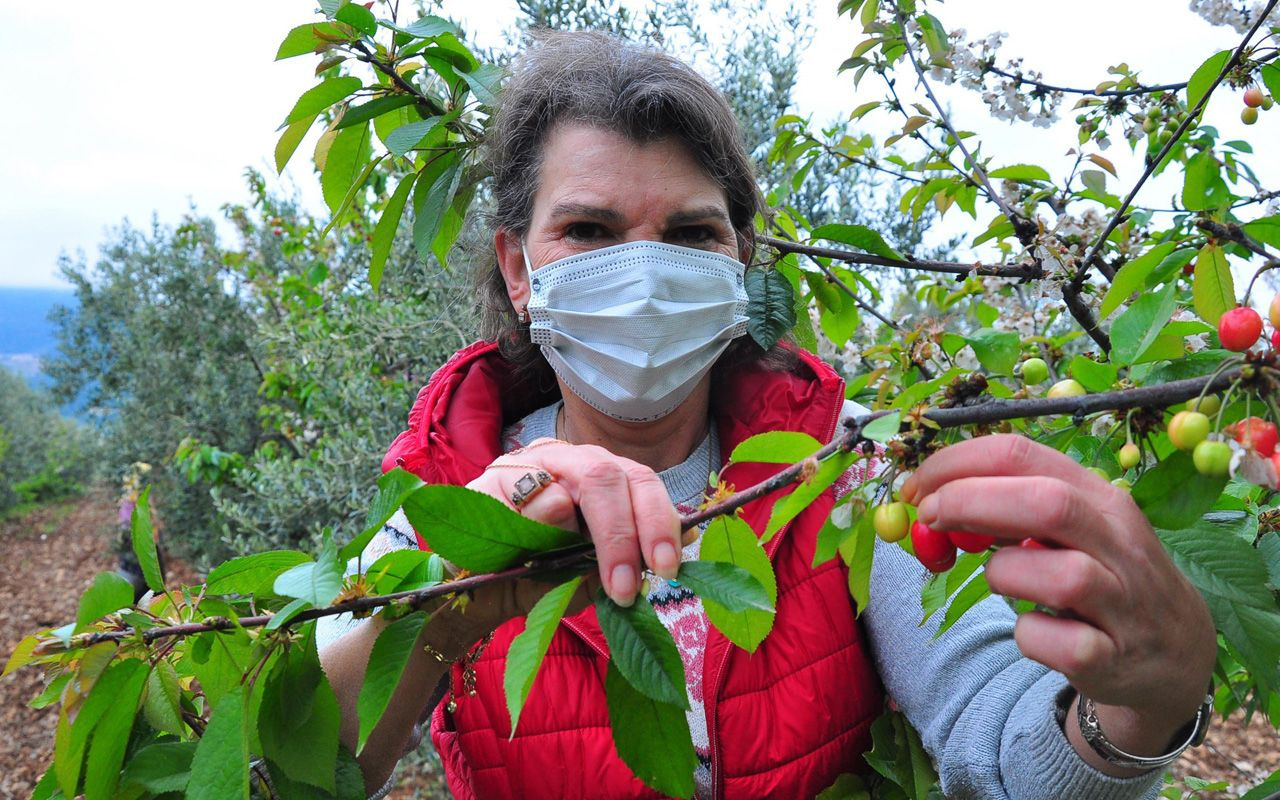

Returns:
388,15,460,38
75,572,134,632
1110,282,1177,366
604,661,696,798
595,593,686,708
274,534,344,606
1187,50,1231,112
1192,244,1234,326
728,431,821,464
701,516,777,652
809,223,903,259
815,496,859,567
320,122,372,215
188,686,249,800
839,511,876,614
675,560,772,612
276,22,347,60
934,569,992,638
351,611,426,754
1087,154,1116,177
365,549,439,593
82,660,148,800
55,658,146,797
265,597,312,631
368,173,417,292
129,486,164,593
1261,63,1280,106
334,95,417,130
413,153,463,255
334,2,376,36
861,411,901,442
260,628,341,788
1183,149,1229,212
385,116,444,157
143,660,183,734
1243,215,1280,250
120,742,196,794
207,551,310,595
460,63,502,106
764,450,857,541
504,577,582,735
1100,242,1178,319
275,114,317,174
402,484,580,573
1081,169,1107,196
1132,451,1228,530
285,76,362,125
3,633,40,678
1068,355,1117,393
965,327,1020,376
745,268,796,350
341,468,425,561
987,164,1051,182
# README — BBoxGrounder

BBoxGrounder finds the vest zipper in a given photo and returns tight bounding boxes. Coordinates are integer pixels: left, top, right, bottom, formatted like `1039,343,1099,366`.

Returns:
708,391,845,800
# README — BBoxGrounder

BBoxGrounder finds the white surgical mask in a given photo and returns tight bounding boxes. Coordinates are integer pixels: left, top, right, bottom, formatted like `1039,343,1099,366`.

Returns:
523,240,750,422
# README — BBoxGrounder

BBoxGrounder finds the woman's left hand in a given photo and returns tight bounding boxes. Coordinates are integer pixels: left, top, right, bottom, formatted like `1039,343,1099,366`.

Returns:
901,434,1216,765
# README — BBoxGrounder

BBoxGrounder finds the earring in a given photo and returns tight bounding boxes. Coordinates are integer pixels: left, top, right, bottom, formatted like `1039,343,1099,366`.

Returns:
518,305,530,324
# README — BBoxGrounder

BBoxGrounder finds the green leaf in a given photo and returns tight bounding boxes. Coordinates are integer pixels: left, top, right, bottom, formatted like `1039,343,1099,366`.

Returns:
1243,215,1280,250
595,593,687,708
1068,355,1117,393
764,450,857,541
1261,63,1280,106
1081,169,1107,197
965,327,1020,376
188,686,249,800
82,659,148,800
285,76,363,125
700,515,777,652
75,571,134,632
745,268,796,350
207,551,310,595
265,597,312,630
728,431,821,464
839,511,876,614
1132,451,1228,530
385,116,444,158
861,411,901,442
274,534,344,606
1187,50,1231,111
814,496,859,567
142,660,183,734
460,63,502,106
55,658,147,797
369,173,417,292
254,638,336,793
320,122,372,215
355,612,426,754
366,549,441,594
412,153,463,255
276,22,347,60
1182,149,1229,212
340,467,425,560
1110,282,1178,366
675,561,773,612
120,742,196,794
604,661,697,799
1192,244,1235,326
935,569,993,638
402,484,581,573
334,95,417,130
334,2,376,36
817,773,871,799
809,223,904,259
1100,242,1178,319
987,164,1051,182
389,15,460,38
504,577,583,735
3,633,40,678
863,709,938,800
128,486,164,593
275,114,317,174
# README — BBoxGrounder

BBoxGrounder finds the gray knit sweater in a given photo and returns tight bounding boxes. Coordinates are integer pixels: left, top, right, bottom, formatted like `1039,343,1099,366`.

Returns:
319,399,1164,800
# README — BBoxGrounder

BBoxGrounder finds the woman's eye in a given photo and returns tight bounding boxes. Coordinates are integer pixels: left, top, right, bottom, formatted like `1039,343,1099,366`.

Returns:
564,222,607,241
669,225,717,246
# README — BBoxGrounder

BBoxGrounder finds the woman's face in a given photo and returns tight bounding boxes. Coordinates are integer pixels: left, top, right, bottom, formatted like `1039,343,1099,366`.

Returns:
496,123,743,308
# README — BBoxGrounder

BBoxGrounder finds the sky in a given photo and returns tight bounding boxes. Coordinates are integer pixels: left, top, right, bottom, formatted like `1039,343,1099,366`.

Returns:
0,1,1273,288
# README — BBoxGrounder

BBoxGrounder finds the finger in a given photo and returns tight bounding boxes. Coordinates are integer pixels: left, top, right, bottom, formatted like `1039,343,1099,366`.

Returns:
623,465,681,581
985,547,1123,629
576,459,642,606
901,434,1105,504
1013,610,1118,688
511,482,580,533
916,475,1123,552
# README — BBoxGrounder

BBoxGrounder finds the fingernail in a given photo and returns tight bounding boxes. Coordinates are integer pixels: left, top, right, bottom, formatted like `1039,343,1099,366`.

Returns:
917,494,938,525
900,475,918,503
611,564,637,606
652,542,679,580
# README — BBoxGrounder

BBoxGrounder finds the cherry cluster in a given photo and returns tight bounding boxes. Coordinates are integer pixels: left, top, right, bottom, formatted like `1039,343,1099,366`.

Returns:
870,502,1041,573
1240,86,1274,126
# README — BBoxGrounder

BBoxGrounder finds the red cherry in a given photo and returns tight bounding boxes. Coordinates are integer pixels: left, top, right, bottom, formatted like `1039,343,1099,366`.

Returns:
1271,329,1280,351
1219,307,1263,351
1020,537,1055,550
911,521,958,573
946,530,997,553
1244,87,1265,108
1229,416,1279,457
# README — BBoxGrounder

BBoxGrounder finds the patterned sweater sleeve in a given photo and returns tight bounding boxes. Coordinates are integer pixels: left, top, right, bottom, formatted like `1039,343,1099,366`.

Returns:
839,400,1162,800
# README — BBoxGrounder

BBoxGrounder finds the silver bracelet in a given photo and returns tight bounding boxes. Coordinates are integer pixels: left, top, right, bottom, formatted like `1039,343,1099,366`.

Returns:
1073,688,1213,770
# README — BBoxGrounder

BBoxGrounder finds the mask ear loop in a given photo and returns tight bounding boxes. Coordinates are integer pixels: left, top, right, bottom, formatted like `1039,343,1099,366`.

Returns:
518,242,534,325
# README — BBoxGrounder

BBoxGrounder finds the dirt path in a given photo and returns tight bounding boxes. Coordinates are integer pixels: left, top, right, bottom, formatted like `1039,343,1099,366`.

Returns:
1,493,1277,799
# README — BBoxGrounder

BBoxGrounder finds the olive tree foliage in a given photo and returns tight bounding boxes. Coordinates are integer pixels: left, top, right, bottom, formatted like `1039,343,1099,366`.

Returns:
0,366,93,514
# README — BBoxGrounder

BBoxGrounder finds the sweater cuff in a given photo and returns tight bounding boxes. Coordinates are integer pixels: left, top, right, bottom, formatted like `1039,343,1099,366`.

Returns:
999,673,1162,800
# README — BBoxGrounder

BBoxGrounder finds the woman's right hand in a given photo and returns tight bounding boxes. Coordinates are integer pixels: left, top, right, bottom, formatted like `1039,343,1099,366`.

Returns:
464,438,683,609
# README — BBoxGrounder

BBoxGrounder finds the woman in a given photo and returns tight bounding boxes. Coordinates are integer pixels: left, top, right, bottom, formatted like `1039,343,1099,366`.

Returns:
320,30,1216,800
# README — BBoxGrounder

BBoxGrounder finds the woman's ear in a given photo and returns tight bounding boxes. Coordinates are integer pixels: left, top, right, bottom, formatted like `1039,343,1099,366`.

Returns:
495,227,530,311
736,229,755,266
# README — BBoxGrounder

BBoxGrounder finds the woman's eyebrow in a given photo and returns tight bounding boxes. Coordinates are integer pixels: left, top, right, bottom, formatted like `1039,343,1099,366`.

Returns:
666,206,731,226
547,202,623,222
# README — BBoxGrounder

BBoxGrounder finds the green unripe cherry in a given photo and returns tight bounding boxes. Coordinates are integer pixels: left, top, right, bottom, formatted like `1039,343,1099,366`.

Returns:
1087,467,1111,481
1168,410,1211,451
1192,440,1232,477
872,502,911,543
1187,394,1221,416
1118,443,1141,470
1111,477,1132,490
1020,357,1049,385
1047,378,1086,398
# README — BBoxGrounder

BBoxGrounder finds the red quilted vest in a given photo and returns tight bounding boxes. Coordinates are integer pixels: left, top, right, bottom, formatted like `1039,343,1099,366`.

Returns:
384,341,884,799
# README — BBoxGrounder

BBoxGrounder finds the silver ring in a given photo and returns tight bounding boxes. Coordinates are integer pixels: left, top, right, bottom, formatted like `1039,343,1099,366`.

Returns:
510,470,554,508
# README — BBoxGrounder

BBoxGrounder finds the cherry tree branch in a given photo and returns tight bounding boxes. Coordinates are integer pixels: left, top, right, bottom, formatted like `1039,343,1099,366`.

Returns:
756,234,1043,279
981,66,1188,98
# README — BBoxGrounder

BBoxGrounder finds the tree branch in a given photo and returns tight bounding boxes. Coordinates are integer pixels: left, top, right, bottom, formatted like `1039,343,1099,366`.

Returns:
1062,281,1112,353
982,65,1188,98
756,234,1043,280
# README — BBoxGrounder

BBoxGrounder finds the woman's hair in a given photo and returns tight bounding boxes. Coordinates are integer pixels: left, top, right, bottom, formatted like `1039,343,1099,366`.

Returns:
473,29,789,384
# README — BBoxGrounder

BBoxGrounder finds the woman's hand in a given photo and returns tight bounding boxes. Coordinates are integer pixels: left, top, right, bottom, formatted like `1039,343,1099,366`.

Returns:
464,438,683,607
901,434,1216,769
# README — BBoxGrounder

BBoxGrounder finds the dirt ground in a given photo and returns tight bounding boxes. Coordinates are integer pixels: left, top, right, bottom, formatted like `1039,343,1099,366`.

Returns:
1,493,1277,799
